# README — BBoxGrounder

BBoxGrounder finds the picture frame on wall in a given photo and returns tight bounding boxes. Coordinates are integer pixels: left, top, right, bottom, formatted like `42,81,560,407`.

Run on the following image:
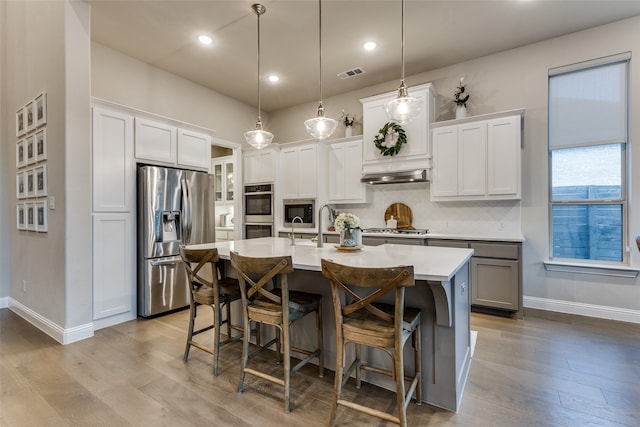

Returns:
25,135,35,165
16,139,25,168
16,171,26,199
26,203,36,231
25,101,35,133
35,200,48,232
16,107,25,137
26,168,35,198
35,129,47,162
35,92,47,127
35,165,47,197
17,203,26,230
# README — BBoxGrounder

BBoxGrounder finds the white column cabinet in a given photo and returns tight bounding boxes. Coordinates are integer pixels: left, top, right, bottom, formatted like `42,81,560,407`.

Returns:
211,155,234,203
327,138,370,204
281,143,318,199
91,104,136,327
244,147,277,184
431,109,523,201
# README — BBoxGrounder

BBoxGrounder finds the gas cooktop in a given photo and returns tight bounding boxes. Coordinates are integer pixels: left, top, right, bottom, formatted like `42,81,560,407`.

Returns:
362,228,429,235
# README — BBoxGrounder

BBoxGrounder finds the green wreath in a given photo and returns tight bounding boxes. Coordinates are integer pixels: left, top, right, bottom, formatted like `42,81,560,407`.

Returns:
373,122,407,156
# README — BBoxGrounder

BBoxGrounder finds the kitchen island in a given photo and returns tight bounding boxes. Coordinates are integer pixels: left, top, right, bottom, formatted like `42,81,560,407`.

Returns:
187,237,474,412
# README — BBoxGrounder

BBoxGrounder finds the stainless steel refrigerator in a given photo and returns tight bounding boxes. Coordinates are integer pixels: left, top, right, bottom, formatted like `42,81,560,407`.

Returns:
137,165,215,317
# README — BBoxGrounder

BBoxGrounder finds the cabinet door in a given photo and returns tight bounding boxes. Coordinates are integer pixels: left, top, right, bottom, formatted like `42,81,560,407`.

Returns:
177,128,211,170
297,144,317,198
93,213,135,320
134,118,177,164
328,143,345,200
487,116,520,197
281,147,299,198
244,150,276,184
431,126,459,197
92,106,134,212
458,122,487,196
225,161,234,202
212,161,223,202
343,140,365,200
470,258,519,310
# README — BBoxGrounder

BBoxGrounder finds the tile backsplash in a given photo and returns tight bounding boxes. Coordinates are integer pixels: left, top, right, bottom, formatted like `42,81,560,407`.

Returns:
333,182,521,236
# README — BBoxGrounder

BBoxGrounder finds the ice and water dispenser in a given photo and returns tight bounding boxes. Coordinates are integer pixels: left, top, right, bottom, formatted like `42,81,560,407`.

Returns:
155,210,182,243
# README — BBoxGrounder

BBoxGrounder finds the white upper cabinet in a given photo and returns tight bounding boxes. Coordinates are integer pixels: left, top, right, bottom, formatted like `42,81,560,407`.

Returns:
135,118,211,171
360,83,435,174
92,106,134,212
135,118,177,164
178,128,212,170
244,147,277,184
281,143,318,199
431,109,524,201
327,138,370,204
211,155,235,204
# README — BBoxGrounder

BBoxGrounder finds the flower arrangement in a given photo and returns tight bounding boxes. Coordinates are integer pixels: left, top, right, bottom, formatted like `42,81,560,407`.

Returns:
334,212,360,231
341,110,355,127
373,122,407,156
454,77,470,107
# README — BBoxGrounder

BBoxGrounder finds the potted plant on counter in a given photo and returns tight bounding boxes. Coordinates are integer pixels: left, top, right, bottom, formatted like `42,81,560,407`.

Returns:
334,212,361,247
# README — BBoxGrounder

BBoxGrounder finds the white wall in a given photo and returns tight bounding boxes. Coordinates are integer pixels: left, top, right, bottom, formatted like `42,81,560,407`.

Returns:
269,16,640,320
0,0,8,306
91,43,259,144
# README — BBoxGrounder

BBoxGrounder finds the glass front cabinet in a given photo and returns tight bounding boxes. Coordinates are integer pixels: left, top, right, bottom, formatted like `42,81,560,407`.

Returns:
211,155,234,204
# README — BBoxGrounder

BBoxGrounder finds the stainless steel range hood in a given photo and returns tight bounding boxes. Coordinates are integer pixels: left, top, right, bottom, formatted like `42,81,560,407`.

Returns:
360,169,428,185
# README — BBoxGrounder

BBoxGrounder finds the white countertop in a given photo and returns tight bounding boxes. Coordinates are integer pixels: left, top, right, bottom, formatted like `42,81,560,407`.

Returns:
315,229,524,242
188,237,474,282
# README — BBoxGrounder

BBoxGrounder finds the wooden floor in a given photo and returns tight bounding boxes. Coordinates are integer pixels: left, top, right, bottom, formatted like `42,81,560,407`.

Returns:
1,307,639,427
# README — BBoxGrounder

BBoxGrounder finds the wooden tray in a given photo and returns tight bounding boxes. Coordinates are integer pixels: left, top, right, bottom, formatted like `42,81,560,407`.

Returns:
384,203,413,229
334,244,364,252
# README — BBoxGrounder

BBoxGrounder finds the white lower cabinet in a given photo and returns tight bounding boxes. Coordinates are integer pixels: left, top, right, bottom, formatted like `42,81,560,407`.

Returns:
327,138,370,204
92,213,135,322
431,110,523,201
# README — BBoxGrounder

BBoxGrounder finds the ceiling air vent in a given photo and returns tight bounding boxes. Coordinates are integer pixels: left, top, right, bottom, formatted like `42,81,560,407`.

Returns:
337,67,365,80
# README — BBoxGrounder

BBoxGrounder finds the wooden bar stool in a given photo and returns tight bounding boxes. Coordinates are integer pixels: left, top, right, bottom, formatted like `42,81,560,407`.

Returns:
321,259,422,427
230,251,324,413
180,246,243,376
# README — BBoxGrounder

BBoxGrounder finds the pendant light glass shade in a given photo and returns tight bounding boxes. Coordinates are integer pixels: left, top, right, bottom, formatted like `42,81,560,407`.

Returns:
245,3,273,149
304,103,338,140
384,0,421,124
305,0,337,140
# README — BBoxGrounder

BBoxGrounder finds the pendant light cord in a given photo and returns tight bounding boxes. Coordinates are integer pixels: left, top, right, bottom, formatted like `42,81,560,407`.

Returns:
256,7,263,124
318,0,324,106
401,0,405,84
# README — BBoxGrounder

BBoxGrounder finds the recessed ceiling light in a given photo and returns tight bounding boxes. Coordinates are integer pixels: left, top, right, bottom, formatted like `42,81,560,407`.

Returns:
268,75,280,83
197,35,213,45
363,41,377,51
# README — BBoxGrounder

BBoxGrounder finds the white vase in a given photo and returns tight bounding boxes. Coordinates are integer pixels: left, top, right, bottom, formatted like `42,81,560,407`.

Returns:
455,105,467,119
345,125,353,138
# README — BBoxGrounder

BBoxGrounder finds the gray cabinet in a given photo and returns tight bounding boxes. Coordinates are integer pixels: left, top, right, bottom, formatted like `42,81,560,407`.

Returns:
429,239,522,317
324,234,426,246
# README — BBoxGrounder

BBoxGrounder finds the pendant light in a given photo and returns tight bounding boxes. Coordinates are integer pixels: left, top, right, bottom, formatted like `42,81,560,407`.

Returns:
384,0,421,124
245,3,274,149
304,0,338,140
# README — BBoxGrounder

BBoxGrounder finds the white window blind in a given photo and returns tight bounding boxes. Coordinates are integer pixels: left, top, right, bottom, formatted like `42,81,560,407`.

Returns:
549,59,628,149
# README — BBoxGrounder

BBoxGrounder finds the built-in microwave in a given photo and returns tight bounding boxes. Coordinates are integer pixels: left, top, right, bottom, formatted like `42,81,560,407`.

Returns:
283,199,315,228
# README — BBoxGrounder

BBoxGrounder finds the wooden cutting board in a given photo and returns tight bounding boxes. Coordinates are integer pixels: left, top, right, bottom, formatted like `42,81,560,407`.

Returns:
384,203,413,229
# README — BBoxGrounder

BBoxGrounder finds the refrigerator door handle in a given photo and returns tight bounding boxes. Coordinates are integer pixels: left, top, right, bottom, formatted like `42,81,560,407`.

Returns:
150,256,183,267
180,178,192,244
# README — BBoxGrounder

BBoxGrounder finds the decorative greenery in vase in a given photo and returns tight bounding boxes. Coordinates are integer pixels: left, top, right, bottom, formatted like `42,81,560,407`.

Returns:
341,110,355,127
454,77,470,108
334,212,361,247
334,212,360,231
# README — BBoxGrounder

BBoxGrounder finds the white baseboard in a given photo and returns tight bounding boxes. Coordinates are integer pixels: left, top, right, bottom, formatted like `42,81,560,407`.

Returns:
524,296,640,324
8,298,94,344
0,296,8,309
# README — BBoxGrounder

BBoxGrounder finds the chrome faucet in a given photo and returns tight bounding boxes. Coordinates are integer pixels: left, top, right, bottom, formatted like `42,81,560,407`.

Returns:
317,204,332,248
290,216,303,245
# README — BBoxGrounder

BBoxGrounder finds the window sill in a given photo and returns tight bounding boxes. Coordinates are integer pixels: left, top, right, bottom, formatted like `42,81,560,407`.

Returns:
544,260,640,278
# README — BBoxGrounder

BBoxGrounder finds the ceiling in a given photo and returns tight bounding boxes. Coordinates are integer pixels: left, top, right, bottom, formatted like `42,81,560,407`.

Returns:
88,0,640,113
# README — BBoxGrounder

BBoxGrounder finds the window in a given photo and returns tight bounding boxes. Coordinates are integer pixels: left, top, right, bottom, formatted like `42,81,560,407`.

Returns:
548,54,629,264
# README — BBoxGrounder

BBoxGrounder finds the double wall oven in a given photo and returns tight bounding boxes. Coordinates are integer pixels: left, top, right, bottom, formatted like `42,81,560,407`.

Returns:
244,184,274,239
